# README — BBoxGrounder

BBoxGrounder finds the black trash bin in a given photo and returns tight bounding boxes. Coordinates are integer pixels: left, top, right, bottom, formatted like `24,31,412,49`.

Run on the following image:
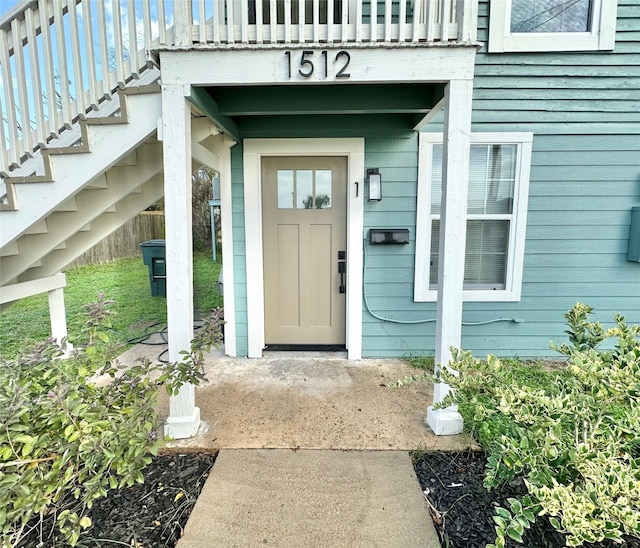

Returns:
140,239,166,297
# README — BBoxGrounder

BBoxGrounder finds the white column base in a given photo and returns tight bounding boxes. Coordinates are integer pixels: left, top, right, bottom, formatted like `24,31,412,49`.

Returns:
426,405,464,436
163,406,201,440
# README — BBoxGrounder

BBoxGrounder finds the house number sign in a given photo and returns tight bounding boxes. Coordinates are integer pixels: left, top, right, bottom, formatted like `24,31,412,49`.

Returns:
285,50,351,79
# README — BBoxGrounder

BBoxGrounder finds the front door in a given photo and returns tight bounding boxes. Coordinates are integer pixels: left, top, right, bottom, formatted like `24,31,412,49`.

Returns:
262,156,347,345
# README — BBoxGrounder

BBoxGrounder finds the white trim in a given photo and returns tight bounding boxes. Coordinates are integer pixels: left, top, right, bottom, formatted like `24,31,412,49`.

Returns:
219,147,237,357
0,273,66,304
415,132,533,303
488,0,618,53
160,48,477,86
243,138,364,360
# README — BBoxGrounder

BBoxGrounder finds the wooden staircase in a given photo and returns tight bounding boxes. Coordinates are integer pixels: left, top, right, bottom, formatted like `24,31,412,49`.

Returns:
0,0,173,320
1,75,163,293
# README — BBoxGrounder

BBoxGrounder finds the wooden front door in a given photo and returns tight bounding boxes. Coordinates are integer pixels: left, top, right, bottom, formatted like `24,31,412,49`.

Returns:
262,156,347,345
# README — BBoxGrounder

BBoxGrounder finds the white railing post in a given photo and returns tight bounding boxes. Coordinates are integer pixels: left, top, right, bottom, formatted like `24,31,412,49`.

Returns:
270,0,277,43
0,28,20,167
158,0,168,44
227,0,236,44
370,0,377,41
440,0,451,41
111,0,126,88
458,0,478,42
173,0,193,46
11,17,34,156
126,0,139,79
384,0,392,42
197,0,207,43
95,0,114,98
412,0,423,42
81,0,99,109
313,0,320,41
298,0,305,42
398,0,407,41
284,0,292,43
68,0,87,117
24,7,46,147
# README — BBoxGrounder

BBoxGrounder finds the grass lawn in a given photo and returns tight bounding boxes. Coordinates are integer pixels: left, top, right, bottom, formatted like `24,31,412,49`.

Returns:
0,252,222,360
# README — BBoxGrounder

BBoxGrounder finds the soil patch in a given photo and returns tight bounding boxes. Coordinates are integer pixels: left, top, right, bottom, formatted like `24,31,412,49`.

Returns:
413,451,640,548
17,452,216,547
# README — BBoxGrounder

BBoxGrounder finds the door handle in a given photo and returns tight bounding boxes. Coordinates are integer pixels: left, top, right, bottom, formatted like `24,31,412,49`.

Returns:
338,251,346,294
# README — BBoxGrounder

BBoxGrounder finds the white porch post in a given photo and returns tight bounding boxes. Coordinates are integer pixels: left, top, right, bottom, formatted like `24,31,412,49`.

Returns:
161,83,200,439
48,286,68,346
426,79,473,436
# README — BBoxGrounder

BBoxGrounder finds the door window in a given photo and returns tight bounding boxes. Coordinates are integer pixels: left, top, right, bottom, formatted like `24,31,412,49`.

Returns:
277,168,333,210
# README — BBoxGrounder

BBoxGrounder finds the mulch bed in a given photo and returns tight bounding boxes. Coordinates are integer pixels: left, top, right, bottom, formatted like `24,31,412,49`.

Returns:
16,449,640,547
17,452,216,548
413,451,640,548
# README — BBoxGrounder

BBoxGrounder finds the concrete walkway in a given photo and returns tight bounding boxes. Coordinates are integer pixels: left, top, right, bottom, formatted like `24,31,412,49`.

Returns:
114,344,473,547
176,449,441,548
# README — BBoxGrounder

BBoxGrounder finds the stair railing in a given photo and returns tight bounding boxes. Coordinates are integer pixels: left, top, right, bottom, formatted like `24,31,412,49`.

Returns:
186,0,477,46
0,0,172,176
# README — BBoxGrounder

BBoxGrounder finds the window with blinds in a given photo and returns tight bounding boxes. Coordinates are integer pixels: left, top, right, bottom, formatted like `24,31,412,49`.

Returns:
415,133,533,302
429,143,516,290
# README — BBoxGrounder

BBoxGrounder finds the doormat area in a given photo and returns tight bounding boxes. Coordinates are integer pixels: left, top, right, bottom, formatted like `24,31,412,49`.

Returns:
264,344,347,352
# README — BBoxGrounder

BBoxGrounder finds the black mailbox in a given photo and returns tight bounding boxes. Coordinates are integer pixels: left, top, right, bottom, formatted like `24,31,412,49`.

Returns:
369,229,410,245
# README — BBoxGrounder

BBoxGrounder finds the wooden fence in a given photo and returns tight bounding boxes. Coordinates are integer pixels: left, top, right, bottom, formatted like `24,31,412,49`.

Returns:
65,211,165,270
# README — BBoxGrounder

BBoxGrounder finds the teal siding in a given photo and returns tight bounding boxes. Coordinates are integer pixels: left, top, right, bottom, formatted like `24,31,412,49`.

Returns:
231,145,248,356
361,1,640,358
469,1,640,356
363,135,439,358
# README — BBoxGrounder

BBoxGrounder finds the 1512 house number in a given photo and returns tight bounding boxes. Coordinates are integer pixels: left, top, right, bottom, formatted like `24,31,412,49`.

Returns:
285,50,351,79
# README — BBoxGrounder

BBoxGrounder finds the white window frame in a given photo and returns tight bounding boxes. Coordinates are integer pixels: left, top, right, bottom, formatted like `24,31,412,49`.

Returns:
414,132,533,303
488,0,618,53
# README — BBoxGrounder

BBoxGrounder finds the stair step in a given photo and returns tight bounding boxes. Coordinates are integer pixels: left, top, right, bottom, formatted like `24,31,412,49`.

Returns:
55,197,78,212
86,174,109,189
115,150,139,167
0,241,19,257
24,220,48,235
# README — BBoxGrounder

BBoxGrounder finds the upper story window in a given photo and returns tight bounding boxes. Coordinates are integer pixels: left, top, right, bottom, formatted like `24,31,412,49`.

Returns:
488,0,618,52
414,133,533,303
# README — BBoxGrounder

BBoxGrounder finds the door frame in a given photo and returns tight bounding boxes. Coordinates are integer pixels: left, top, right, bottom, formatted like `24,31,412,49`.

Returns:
243,138,364,359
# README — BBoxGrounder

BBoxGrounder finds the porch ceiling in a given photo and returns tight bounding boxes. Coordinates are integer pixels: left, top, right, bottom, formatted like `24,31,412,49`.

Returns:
200,83,445,138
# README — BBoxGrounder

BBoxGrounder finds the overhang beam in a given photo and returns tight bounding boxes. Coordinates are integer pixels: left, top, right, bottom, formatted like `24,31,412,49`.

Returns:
187,86,241,142
212,84,446,116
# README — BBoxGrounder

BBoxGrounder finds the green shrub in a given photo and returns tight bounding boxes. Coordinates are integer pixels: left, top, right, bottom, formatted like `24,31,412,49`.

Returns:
438,303,640,547
0,296,223,547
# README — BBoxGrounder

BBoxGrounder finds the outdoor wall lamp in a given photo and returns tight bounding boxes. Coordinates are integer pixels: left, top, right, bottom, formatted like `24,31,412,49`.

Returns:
367,168,382,201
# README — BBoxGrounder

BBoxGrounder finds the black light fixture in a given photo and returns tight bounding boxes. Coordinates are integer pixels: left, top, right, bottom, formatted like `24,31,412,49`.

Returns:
367,168,382,201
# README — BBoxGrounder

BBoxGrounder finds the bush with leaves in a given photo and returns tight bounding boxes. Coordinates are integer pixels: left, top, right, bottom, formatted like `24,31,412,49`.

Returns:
438,303,640,547
0,295,224,547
